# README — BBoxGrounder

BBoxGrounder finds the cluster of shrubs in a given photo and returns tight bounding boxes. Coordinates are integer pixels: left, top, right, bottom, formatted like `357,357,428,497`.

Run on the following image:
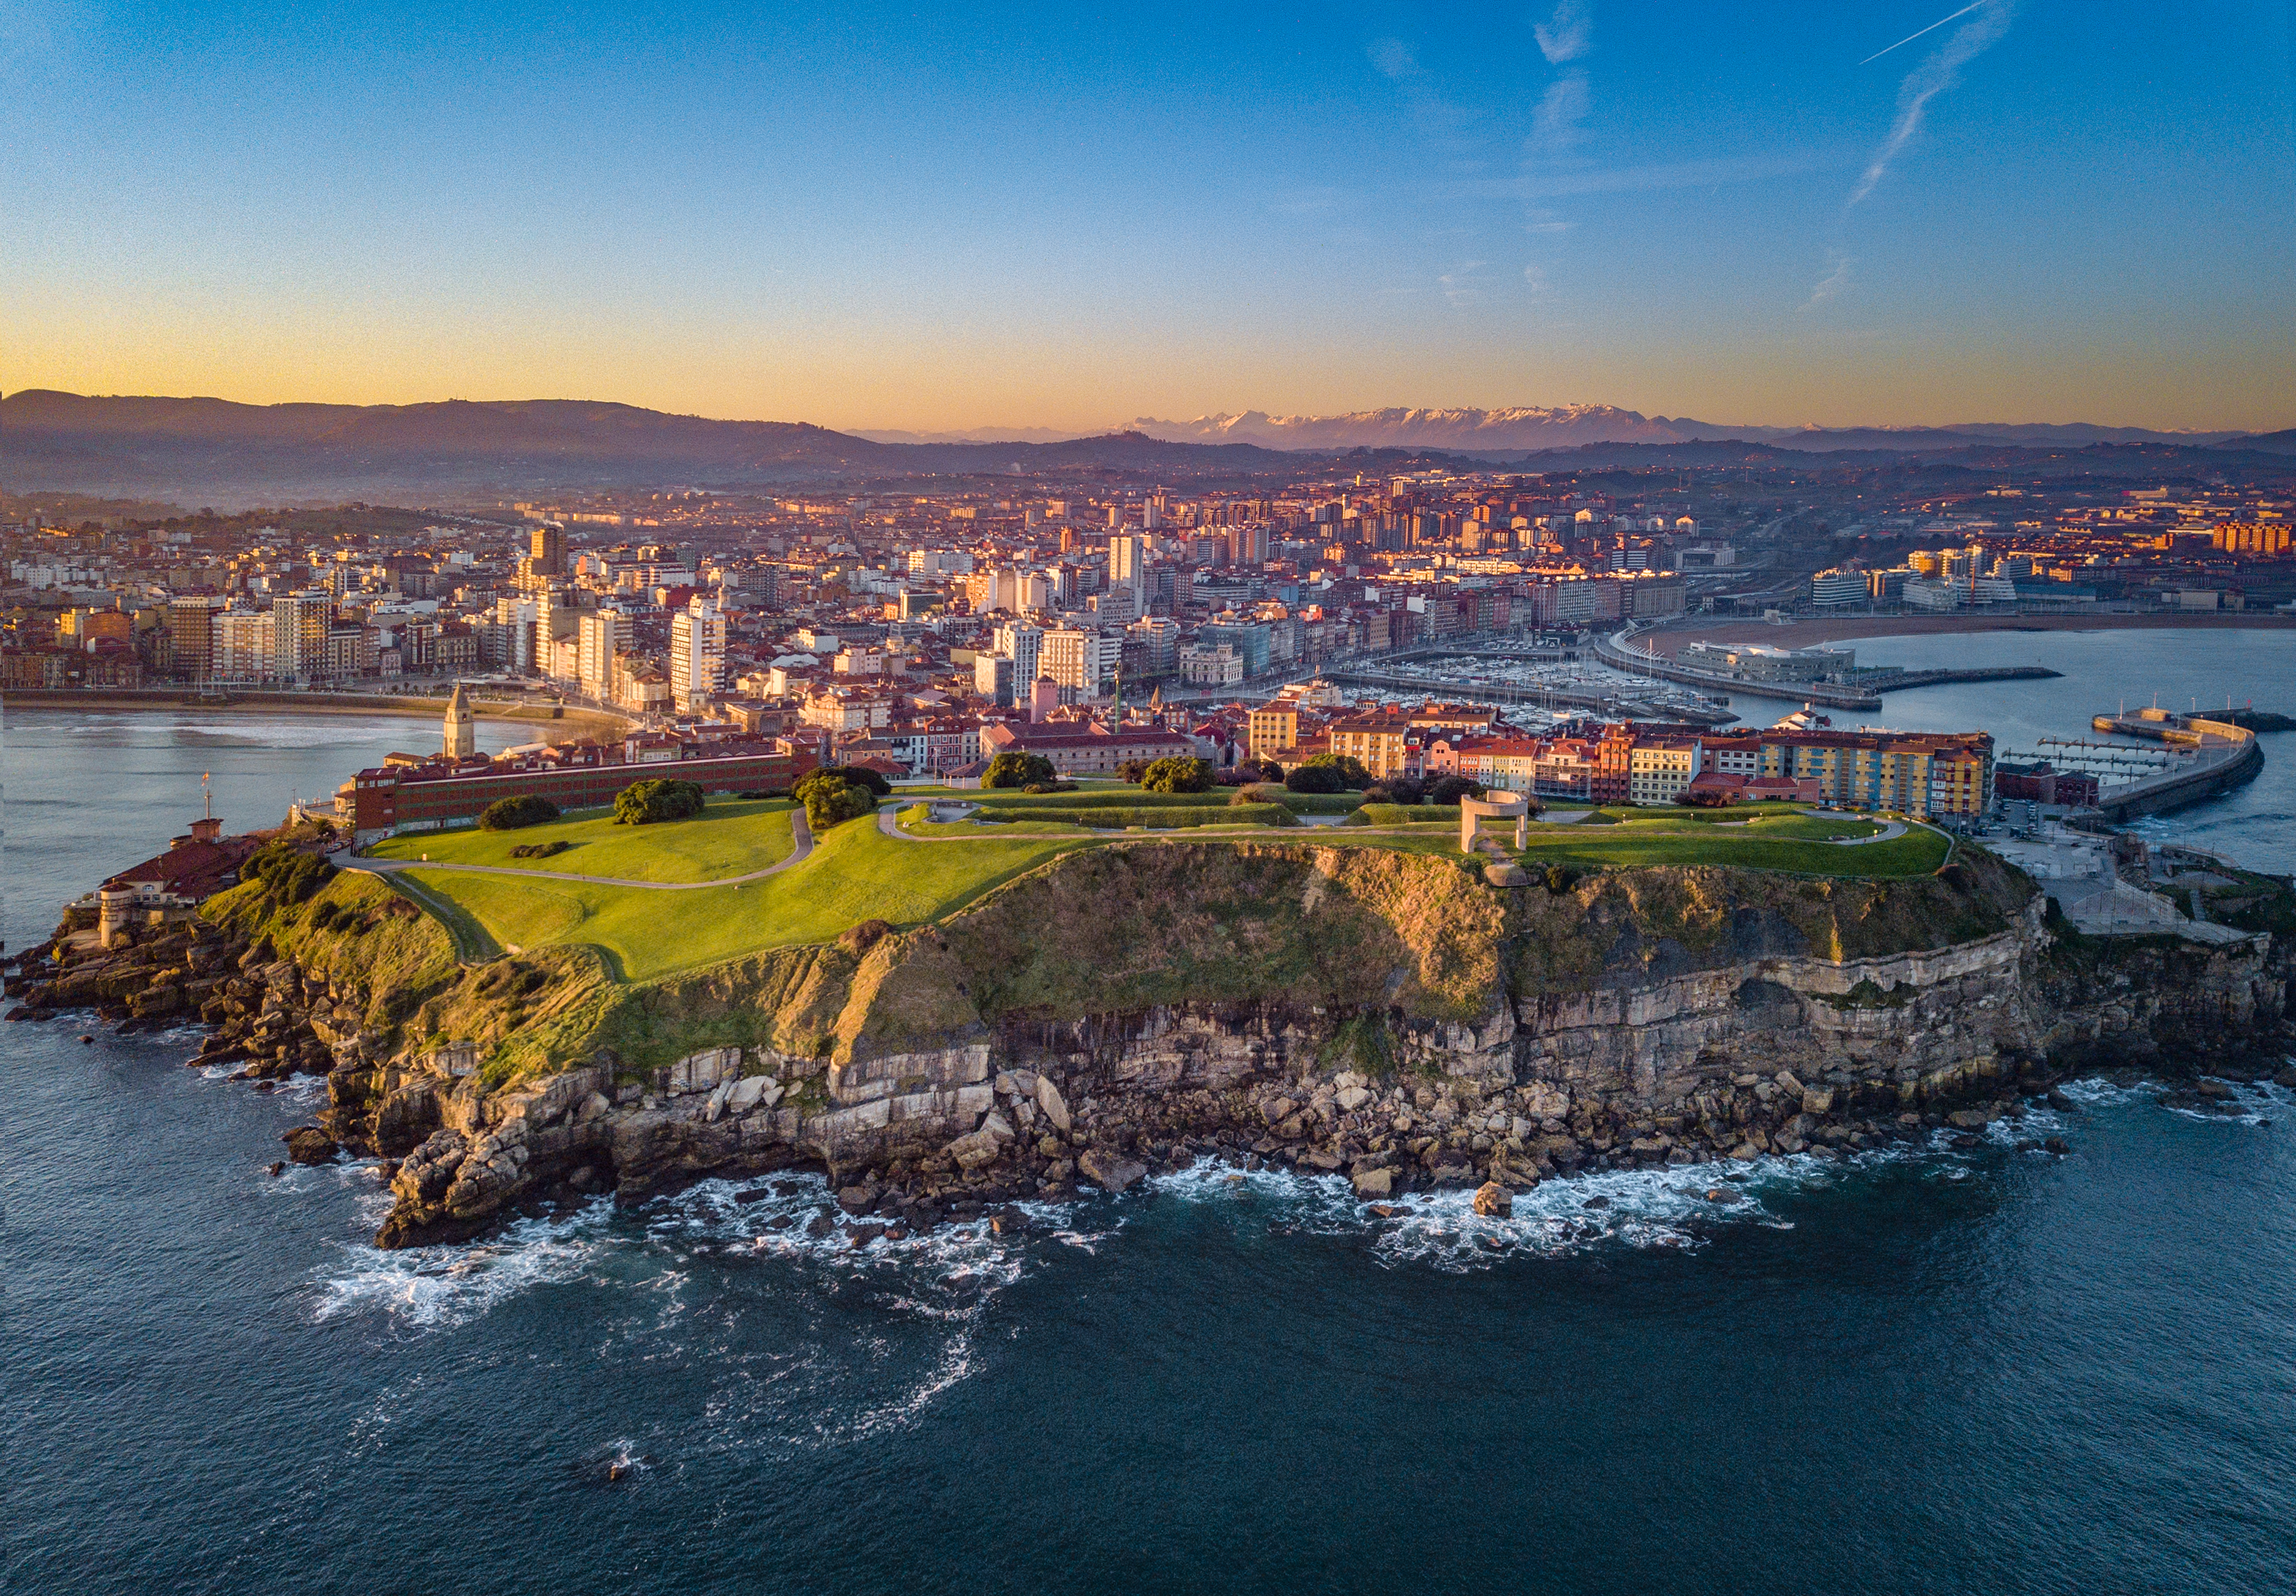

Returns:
979,802,1295,830
984,751,1056,789
1139,756,1214,794
795,764,889,830
1279,753,1372,794
477,794,561,831
612,778,706,826
302,897,370,934
506,840,571,859
242,842,335,904
1359,774,1493,807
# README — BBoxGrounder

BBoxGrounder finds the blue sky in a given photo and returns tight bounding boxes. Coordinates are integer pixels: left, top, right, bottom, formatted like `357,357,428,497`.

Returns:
5,0,2292,429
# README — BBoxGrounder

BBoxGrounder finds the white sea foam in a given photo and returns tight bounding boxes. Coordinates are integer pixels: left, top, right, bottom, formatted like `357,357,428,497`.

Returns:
307,1172,1100,1351
2054,1072,2287,1127
313,1197,620,1330
1151,1154,1830,1270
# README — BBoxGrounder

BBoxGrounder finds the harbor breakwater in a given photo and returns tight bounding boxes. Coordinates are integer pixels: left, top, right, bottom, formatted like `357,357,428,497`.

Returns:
7,841,2291,1249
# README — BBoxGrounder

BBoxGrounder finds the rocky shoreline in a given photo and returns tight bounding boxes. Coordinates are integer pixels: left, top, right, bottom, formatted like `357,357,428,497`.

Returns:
9,848,2293,1253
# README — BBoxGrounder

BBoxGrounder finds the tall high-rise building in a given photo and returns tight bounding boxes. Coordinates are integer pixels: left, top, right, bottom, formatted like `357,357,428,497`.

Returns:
167,595,225,681
1227,523,1269,567
528,523,568,578
994,620,1044,687
1109,534,1147,600
668,593,728,713
577,609,623,701
1039,625,1118,696
492,595,539,671
270,594,329,681
215,609,274,679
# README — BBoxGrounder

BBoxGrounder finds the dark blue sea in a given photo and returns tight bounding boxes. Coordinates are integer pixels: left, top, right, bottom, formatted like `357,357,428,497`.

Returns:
4,647,2294,1595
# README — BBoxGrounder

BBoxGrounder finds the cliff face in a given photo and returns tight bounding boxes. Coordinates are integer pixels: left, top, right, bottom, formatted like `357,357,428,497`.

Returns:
19,841,2286,1247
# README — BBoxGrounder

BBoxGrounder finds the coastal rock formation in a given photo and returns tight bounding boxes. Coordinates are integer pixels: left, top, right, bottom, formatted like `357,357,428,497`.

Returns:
15,840,2291,1250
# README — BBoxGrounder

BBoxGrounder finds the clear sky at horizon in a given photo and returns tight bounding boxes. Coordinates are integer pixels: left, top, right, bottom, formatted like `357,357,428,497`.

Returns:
5,1,2292,431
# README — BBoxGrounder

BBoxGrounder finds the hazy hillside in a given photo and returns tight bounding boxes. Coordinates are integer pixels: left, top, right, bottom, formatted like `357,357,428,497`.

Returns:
0,394,1297,505
6,390,2279,507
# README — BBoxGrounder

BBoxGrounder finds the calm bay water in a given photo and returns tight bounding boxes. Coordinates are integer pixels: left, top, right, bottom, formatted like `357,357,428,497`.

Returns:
1712,627,2296,874
4,643,2294,1595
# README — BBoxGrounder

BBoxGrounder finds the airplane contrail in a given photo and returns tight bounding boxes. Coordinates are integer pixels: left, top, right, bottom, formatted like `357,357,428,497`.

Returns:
1859,1,1987,66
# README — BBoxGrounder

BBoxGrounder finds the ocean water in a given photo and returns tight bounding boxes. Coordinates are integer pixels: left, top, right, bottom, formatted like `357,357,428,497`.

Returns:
4,668,2295,1595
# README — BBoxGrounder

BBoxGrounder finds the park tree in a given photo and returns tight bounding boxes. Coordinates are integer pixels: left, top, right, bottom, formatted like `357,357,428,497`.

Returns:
1302,752,1372,788
984,751,1056,789
1283,763,1344,794
478,794,561,830
1140,755,1214,794
1424,775,1488,806
799,774,878,831
612,778,706,826
807,763,891,796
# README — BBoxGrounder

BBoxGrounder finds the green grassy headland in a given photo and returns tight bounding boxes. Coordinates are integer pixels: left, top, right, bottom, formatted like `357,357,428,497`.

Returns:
369,786,1951,983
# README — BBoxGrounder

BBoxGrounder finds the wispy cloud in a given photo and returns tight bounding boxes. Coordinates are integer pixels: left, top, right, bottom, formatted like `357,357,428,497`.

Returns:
1529,74,1592,155
1439,261,1492,307
1803,252,1855,308
1849,0,2017,206
1460,149,1850,201
1367,36,1415,80
1533,0,1593,64
1366,36,1487,152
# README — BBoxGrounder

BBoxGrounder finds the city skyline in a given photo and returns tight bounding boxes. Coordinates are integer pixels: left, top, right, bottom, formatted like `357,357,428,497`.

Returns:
6,0,2292,430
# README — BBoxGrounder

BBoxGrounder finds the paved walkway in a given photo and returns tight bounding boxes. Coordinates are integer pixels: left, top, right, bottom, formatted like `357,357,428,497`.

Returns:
343,810,815,890
1803,810,1909,845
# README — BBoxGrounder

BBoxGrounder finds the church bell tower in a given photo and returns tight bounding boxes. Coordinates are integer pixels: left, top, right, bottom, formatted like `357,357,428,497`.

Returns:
443,682,476,759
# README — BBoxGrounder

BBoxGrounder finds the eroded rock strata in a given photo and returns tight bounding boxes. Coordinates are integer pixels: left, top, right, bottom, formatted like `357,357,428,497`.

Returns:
10,842,2290,1247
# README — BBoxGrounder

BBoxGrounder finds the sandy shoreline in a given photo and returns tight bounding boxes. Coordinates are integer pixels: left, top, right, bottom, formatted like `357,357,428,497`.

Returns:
1645,613,2296,654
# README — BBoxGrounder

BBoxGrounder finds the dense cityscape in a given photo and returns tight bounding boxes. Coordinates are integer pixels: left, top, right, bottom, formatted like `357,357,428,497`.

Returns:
7,450,2290,838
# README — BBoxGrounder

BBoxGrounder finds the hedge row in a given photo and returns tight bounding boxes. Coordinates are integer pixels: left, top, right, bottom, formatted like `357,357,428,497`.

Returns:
1344,804,1466,826
972,789,1232,810
975,802,1298,830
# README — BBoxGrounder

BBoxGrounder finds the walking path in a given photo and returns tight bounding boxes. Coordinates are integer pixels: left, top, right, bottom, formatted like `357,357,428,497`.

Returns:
342,811,815,890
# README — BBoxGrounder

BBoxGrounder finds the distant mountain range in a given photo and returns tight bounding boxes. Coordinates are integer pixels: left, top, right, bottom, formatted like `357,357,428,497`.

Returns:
1123,406,2267,453
3,390,2288,509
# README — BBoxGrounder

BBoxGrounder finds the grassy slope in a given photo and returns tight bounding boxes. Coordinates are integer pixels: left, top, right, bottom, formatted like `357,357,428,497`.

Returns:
370,799,797,883
403,812,1094,980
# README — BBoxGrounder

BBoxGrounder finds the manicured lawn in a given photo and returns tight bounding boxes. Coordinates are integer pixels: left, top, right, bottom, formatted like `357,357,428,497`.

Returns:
400,812,1094,980
370,799,797,883
1595,813,1879,841
383,791,1948,983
